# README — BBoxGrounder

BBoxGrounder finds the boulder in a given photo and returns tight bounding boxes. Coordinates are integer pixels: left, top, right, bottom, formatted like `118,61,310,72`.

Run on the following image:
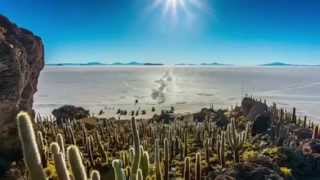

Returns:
294,128,312,140
0,15,44,174
52,105,90,125
214,109,229,128
301,140,320,155
232,162,283,180
214,175,235,180
252,113,272,136
241,98,271,135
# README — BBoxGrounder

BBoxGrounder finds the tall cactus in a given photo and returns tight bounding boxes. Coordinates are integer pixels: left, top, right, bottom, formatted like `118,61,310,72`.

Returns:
90,170,101,180
140,151,150,179
17,112,47,180
36,131,47,166
313,126,319,139
205,139,210,164
56,133,65,156
155,139,163,180
226,119,246,163
217,131,225,167
112,160,126,180
184,130,188,158
131,117,141,180
137,169,143,180
195,152,201,180
50,142,70,180
164,138,169,180
67,145,87,180
183,157,191,180
292,107,296,124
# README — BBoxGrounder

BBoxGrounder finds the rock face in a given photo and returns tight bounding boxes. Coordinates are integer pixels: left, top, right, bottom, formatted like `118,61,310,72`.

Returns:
241,97,272,135
52,105,90,125
0,15,44,173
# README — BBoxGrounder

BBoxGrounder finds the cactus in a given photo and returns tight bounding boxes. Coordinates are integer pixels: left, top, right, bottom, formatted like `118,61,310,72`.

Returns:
17,112,47,180
87,135,95,167
137,169,143,180
96,132,108,164
164,138,169,180
140,151,150,179
183,157,191,180
155,139,163,180
226,119,246,163
205,139,210,164
217,131,225,167
292,107,296,124
50,142,70,180
90,170,101,180
131,117,141,180
195,152,201,180
303,116,307,128
56,133,65,156
112,160,126,180
36,131,47,167
184,130,188,158
67,145,87,180
67,126,76,145
313,126,319,139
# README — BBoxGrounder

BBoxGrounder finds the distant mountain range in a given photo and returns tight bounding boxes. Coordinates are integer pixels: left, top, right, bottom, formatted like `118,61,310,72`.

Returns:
46,61,164,66
46,61,319,67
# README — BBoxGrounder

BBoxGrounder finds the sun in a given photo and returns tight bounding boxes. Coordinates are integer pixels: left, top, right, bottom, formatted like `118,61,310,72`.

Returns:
151,0,189,18
148,0,210,25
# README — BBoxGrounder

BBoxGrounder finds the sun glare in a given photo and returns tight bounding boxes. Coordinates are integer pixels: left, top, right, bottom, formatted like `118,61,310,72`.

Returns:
150,0,207,20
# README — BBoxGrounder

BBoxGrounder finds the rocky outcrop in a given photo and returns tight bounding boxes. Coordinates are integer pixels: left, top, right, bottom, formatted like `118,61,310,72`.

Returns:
0,15,44,173
241,97,272,135
52,105,90,125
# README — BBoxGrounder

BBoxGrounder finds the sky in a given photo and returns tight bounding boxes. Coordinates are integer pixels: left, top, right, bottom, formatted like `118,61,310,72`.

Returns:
0,0,320,65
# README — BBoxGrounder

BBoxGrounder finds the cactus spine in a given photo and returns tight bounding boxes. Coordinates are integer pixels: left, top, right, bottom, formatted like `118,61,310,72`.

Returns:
50,143,70,180
183,157,191,180
195,152,201,180
17,112,47,180
67,145,87,180
131,117,141,180
112,160,126,180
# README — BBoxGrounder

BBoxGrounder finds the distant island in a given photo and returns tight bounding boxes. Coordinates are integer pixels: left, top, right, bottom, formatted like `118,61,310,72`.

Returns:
200,62,230,66
260,62,319,67
174,62,231,66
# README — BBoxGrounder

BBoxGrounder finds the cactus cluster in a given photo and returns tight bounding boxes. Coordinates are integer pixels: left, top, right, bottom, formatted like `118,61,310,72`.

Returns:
16,97,317,180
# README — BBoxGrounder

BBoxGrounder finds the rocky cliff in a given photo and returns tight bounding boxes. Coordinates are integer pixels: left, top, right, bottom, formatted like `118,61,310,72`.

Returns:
0,15,44,173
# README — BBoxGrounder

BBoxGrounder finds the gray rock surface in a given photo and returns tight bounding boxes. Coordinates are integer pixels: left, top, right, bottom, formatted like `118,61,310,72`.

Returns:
0,15,44,173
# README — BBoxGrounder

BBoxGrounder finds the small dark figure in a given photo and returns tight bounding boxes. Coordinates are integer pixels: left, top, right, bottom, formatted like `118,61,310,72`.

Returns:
170,106,175,113
131,110,135,116
141,110,146,115
135,110,139,116
151,106,156,112
135,99,139,105
98,110,104,115
116,108,121,114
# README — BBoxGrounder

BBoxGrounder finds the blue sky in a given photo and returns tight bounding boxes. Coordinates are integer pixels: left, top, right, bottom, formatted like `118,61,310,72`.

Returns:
1,0,320,65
